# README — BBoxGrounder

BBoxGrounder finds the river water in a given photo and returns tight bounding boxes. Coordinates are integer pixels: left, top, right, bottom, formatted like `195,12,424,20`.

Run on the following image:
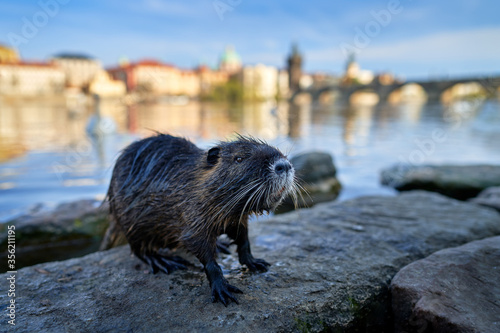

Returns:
1,98,500,221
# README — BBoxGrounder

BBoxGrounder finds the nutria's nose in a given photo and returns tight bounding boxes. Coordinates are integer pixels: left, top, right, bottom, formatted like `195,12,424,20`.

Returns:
274,160,292,174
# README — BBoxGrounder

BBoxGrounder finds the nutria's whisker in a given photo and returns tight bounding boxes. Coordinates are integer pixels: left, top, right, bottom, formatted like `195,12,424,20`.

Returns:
239,182,265,225
217,180,262,230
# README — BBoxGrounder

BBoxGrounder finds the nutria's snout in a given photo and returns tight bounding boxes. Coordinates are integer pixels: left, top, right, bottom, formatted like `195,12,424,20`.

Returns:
274,159,292,175
271,158,294,184
268,158,295,206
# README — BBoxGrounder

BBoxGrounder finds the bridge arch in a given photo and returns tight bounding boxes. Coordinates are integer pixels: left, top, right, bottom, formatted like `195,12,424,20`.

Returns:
349,89,379,105
292,91,312,104
316,86,341,104
440,82,487,104
387,83,427,104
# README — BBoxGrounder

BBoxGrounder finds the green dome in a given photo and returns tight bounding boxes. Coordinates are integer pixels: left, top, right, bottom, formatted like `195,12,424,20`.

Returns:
220,45,241,65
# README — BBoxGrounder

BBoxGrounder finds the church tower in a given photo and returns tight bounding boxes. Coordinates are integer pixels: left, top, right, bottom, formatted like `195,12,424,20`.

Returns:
287,43,302,92
344,52,359,82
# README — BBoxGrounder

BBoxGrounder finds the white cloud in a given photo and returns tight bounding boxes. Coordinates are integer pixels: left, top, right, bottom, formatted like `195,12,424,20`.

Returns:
363,26,500,62
307,26,500,65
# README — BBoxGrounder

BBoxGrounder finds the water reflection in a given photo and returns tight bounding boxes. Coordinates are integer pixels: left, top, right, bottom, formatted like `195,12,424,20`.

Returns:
123,101,293,141
1,98,500,219
2,98,499,160
0,101,77,160
1,100,305,158
343,104,374,156
288,103,311,139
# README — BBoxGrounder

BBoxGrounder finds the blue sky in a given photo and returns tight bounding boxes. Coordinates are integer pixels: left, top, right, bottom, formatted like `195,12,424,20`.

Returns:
1,0,499,79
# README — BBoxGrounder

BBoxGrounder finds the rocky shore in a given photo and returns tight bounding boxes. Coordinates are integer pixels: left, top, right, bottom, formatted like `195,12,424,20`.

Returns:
391,236,500,333
381,164,500,200
469,186,500,212
2,191,499,332
0,200,109,270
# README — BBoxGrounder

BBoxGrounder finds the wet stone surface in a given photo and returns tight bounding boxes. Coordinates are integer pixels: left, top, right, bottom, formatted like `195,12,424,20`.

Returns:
381,164,500,200
469,186,500,212
2,191,500,332
391,236,500,333
0,200,109,271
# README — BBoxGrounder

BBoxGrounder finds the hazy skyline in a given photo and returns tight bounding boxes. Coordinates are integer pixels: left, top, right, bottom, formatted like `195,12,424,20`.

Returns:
1,0,499,79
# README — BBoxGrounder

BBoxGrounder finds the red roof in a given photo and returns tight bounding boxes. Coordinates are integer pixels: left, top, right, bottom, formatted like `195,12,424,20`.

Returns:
0,61,58,68
197,65,211,72
108,59,176,71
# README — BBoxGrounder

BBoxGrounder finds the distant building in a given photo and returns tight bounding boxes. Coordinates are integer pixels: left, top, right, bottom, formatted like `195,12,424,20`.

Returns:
51,53,101,89
343,53,373,85
309,72,340,89
219,45,242,74
345,54,360,81
375,72,396,85
299,74,313,89
0,62,65,96
357,71,374,85
196,65,229,95
0,45,19,63
89,70,126,97
179,70,201,97
287,43,302,92
109,59,177,94
108,60,202,97
238,64,278,100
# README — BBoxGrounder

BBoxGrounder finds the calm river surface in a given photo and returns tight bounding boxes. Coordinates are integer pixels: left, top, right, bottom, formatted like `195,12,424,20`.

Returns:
1,98,500,221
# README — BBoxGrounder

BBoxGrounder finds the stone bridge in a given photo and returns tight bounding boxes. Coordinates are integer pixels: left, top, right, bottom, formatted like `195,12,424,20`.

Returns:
292,75,500,103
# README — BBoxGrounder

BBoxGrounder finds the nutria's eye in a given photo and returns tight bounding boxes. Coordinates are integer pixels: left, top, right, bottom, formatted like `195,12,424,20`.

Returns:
235,156,243,163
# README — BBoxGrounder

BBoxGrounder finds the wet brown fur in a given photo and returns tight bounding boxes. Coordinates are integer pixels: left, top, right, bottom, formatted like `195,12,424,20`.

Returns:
103,134,296,305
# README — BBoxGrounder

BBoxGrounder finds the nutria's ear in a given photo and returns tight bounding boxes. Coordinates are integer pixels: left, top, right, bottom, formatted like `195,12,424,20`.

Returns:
207,147,220,166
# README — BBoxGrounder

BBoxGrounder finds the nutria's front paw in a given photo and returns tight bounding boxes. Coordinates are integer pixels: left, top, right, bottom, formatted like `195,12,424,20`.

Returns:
141,253,188,274
243,258,270,272
211,279,243,306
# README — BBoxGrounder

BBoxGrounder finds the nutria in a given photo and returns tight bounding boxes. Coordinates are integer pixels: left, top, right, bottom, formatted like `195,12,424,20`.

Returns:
104,134,297,305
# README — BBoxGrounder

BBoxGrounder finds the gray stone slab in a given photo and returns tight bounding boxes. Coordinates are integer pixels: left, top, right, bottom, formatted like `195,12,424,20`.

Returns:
469,186,500,212
391,236,500,333
2,191,500,332
381,164,500,200
0,200,109,270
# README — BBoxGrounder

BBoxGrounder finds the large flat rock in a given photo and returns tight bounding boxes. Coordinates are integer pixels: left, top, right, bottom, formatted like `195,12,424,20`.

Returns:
381,164,500,200
3,191,500,332
0,200,109,270
391,236,500,333
469,186,500,212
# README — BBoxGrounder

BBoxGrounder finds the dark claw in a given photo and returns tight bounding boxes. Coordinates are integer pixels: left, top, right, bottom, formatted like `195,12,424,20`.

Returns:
152,257,169,274
143,255,159,274
211,280,242,306
169,255,191,266
140,253,190,275
159,257,187,271
228,284,243,294
212,289,239,306
245,258,270,272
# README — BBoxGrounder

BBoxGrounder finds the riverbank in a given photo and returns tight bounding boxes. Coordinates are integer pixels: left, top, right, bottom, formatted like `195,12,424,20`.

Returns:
2,191,499,332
